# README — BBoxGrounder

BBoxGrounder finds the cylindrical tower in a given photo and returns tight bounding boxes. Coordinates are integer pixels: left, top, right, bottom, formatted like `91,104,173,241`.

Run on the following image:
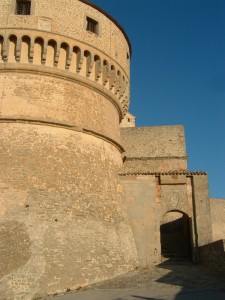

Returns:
0,1,137,298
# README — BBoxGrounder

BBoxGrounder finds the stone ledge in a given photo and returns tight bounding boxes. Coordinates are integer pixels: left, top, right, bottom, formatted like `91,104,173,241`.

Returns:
124,156,188,160
119,171,208,176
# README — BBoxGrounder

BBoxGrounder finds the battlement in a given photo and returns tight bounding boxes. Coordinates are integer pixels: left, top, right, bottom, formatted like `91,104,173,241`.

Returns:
0,0,131,118
0,30,129,115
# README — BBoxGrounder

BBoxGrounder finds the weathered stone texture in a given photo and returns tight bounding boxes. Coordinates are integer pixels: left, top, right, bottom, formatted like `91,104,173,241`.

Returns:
210,198,225,241
121,126,186,158
0,0,130,73
0,221,31,278
0,124,137,299
120,112,136,128
160,184,190,214
0,0,221,298
0,1,137,298
120,176,161,266
121,126,187,173
122,157,187,174
120,173,212,265
199,240,225,273
0,73,121,143
192,175,212,246
120,174,194,266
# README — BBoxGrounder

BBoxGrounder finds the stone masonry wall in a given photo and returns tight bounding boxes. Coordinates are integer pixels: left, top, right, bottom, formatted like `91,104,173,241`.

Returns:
120,126,187,173
0,124,138,299
0,0,130,74
192,175,212,247
120,175,161,266
120,173,212,265
120,174,196,266
199,240,225,273
0,73,121,143
210,198,225,241
0,1,137,298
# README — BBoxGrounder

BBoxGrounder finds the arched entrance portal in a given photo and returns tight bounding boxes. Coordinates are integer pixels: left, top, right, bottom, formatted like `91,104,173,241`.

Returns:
160,211,191,259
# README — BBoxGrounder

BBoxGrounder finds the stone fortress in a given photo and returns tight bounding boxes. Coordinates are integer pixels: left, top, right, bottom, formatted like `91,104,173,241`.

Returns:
0,0,224,299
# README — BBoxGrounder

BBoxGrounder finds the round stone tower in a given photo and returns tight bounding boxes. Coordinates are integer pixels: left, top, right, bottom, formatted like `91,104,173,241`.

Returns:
0,1,137,298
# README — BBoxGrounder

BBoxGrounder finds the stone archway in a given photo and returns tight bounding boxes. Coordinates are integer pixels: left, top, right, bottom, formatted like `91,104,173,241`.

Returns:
160,210,191,259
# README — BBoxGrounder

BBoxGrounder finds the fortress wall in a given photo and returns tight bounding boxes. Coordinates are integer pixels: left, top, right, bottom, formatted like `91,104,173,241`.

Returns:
121,126,187,158
210,198,225,241
0,72,121,143
0,1,137,298
120,175,161,266
121,126,187,173
192,175,212,246
0,30,129,119
0,123,138,299
199,240,225,273
120,174,196,266
120,172,212,265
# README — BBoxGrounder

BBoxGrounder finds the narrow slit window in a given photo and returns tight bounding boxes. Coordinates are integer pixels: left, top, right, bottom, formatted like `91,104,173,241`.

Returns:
86,17,99,35
16,0,31,15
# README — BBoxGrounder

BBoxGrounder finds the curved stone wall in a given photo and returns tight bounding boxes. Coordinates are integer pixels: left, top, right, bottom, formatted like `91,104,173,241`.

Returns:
0,71,122,144
0,0,131,69
0,0,130,114
0,124,137,299
0,30,129,117
0,1,136,299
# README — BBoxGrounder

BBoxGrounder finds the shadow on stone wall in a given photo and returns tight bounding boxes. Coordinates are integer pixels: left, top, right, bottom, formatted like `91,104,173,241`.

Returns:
160,212,191,260
0,221,31,278
199,239,225,273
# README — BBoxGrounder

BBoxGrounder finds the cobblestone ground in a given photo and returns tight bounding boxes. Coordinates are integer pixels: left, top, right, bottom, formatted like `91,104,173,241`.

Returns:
46,260,225,300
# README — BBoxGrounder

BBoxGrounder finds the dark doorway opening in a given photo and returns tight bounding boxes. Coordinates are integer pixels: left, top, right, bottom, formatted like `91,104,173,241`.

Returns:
160,211,191,259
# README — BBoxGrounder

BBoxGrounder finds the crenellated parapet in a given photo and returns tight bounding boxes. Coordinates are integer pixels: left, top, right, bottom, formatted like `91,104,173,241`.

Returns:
0,30,130,116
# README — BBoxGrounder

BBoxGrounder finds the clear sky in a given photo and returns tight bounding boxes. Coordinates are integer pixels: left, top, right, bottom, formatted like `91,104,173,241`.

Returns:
92,0,225,199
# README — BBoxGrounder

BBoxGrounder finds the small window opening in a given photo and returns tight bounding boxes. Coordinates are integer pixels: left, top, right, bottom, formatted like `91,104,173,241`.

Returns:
86,17,99,35
16,0,31,15
128,118,131,122
127,52,130,60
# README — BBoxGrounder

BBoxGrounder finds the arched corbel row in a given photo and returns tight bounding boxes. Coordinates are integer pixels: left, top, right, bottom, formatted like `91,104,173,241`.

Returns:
0,31,130,113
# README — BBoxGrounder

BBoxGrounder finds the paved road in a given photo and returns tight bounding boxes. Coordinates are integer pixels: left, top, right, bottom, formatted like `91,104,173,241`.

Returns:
46,260,225,300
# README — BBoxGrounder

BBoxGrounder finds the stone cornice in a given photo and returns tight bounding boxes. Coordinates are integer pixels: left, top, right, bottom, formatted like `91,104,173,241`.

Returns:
124,156,188,161
119,171,207,176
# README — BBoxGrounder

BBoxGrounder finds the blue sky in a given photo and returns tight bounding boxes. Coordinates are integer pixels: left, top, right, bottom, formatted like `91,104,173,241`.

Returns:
92,0,225,199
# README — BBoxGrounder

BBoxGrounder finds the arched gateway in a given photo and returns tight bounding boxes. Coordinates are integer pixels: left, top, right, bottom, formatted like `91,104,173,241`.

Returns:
160,210,192,259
